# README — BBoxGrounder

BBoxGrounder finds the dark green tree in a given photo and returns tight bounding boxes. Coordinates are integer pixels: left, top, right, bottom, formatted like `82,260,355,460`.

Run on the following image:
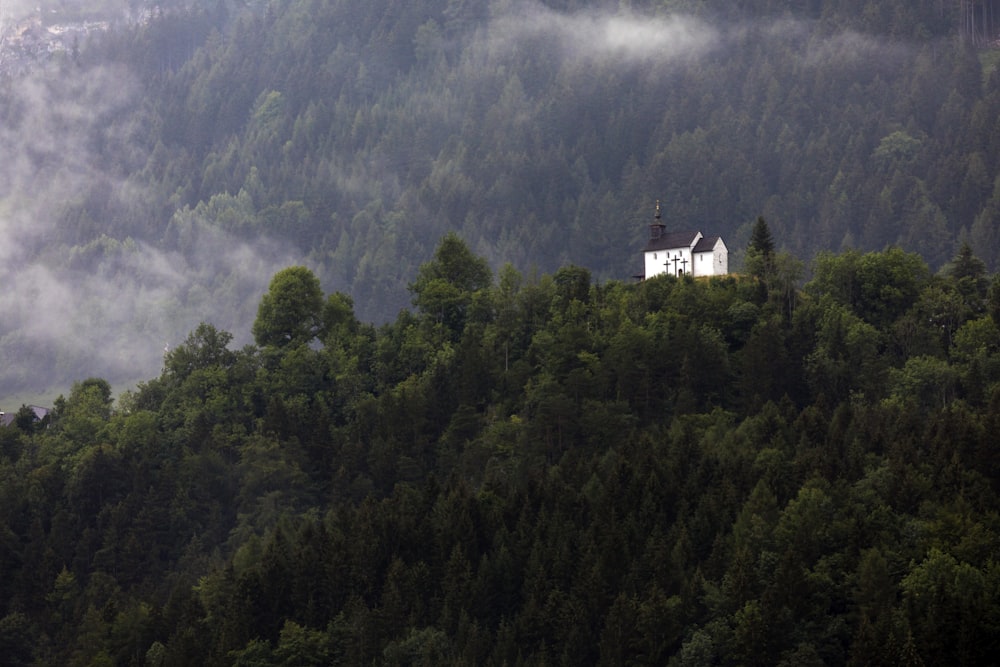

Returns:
409,233,492,334
47,377,115,449
949,242,987,283
0,612,35,666
745,217,776,277
988,274,1000,327
322,291,360,343
12,405,43,433
164,323,236,381
745,217,777,304
947,242,989,313
807,248,930,329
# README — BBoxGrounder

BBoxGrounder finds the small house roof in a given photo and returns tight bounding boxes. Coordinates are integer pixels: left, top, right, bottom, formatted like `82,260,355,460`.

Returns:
0,405,49,427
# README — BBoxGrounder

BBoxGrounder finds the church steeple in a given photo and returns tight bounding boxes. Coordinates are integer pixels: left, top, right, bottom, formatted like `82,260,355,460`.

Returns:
649,199,666,240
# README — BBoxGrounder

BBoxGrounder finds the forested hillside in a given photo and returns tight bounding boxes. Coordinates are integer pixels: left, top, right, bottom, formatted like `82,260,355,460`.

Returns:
2,234,1000,665
2,0,1000,395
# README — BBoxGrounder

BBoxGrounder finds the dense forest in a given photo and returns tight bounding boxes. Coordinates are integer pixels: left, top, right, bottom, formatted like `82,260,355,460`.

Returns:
3,0,1000,395
2,230,1000,665
3,1,1000,663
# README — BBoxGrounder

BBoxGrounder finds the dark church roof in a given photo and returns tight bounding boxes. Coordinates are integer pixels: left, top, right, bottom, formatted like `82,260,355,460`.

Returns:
644,230,701,252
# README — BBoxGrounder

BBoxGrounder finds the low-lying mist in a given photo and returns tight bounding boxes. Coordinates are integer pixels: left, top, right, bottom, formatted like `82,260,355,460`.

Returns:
0,63,304,403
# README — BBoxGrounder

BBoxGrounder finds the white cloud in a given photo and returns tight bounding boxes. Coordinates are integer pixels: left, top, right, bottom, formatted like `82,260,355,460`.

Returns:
479,2,721,66
475,4,910,72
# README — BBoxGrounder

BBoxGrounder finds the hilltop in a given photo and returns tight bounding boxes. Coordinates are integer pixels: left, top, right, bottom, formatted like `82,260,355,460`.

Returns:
1,234,999,664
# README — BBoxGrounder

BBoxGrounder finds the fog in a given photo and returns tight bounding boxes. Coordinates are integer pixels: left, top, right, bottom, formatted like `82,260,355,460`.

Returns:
474,3,909,69
0,63,303,402
481,3,721,63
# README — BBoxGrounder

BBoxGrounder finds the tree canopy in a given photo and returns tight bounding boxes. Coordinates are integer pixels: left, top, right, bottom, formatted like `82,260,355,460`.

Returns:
252,266,325,348
409,232,492,332
2,238,1000,665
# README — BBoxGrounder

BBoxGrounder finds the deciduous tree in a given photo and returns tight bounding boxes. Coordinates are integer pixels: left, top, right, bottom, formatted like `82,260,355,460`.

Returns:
253,266,325,348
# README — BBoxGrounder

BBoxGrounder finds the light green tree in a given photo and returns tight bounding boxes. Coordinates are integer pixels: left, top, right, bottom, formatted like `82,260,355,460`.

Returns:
253,266,325,348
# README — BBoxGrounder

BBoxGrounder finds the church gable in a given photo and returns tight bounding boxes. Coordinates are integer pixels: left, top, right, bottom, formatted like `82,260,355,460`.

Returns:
691,236,728,277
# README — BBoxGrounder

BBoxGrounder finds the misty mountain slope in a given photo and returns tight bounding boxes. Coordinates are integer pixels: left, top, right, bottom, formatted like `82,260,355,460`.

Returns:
0,0,997,398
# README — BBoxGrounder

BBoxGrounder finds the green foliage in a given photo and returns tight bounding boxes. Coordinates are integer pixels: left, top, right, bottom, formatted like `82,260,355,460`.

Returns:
0,612,35,666
807,248,931,329
253,266,325,348
901,549,999,664
165,323,236,381
7,35,1000,650
745,216,776,284
409,233,492,334
889,355,960,409
12,405,44,434
872,130,923,170
804,299,886,401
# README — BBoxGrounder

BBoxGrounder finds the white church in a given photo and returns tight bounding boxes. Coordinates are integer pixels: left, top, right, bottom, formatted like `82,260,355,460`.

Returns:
641,202,728,279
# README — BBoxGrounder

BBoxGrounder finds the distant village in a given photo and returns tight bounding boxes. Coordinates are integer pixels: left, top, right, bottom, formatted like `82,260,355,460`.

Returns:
0,10,115,75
